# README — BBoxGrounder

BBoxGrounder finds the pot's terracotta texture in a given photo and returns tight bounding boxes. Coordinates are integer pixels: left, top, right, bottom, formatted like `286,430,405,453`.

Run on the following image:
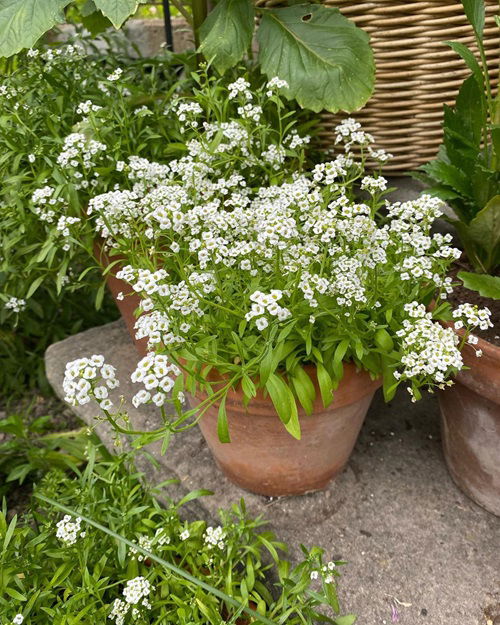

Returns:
193,364,381,496
438,332,500,516
94,242,146,356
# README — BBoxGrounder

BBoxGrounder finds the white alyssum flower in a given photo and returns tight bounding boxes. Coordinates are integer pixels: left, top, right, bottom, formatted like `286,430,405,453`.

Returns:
5,297,26,313
12,615,24,625
63,355,119,408
106,67,123,82
131,353,180,408
204,525,226,549
452,303,492,331
179,529,190,541
56,515,85,546
28,153,36,163
123,576,152,605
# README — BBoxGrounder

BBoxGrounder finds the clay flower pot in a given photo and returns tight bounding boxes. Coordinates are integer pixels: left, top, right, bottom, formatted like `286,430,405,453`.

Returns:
192,364,381,496
438,331,500,516
93,241,146,355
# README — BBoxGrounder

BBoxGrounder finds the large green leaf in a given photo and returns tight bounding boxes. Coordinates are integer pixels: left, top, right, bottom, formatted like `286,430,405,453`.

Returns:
458,271,500,299
199,0,255,74
257,4,374,113
93,0,138,28
444,40,483,85
0,0,71,57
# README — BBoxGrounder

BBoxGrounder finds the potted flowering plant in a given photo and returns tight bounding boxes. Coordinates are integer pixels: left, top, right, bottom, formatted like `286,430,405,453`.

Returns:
415,0,500,515
62,73,492,497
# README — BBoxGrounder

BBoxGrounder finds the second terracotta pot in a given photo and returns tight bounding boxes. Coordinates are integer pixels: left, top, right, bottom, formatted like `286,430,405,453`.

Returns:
192,364,381,496
438,332,500,516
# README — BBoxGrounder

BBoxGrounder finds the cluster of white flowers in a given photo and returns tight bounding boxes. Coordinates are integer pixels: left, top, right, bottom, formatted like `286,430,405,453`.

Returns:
109,576,152,624
361,175,387,194
12,615,24,625
452,303,493,331
56,133,107,187
395,302,463,389
129,535,153,561
179,528,190,541
266,77,289,97
334,117,374,149
63,354,119,409
56,515,85,546
107,67,123,82
310,561,337,584
5,297,26,312
131,353,181,407
245,290,291,330
228,77,252,100
204,525,226,549
76,100,102,116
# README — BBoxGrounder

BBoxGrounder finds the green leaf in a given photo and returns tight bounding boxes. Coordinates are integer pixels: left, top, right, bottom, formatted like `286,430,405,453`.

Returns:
199,0,255,74
81,8,113,36
334,616,357,625
265,373,302,440
458,271,500,299
374,328,394,353
0,0,71,57
257,4,374,112
444,41,483,85
461,0,485,39
26,275,45,298
290,366,315,415
420,159,472,199
316,362,333,407
93,0,138,28
217,397,231,443
467,195,500,272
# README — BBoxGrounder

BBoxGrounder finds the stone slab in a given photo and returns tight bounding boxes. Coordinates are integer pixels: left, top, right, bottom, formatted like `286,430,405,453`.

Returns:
45,319,500,625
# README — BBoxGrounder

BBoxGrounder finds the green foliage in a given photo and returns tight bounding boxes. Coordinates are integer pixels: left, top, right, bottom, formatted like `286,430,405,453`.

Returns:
0,0,375,114
0,403,97,498
0,453,352,624
256,4,375,113
415,0,500,274
458,271,500,300
0,39,188,394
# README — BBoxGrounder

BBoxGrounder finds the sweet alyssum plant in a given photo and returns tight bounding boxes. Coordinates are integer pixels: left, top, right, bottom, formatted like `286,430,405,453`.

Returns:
0,451,354,624
56,74,493,445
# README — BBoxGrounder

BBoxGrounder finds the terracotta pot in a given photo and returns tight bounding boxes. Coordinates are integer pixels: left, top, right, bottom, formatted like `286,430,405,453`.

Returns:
438,330,500,516
93,241,146,356
192,363,381,496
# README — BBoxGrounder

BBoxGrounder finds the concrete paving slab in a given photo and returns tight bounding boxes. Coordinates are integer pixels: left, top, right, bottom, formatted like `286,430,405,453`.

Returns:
45,319,500,625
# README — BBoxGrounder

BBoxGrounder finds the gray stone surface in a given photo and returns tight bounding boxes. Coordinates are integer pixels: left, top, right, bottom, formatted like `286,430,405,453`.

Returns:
46,320,500,625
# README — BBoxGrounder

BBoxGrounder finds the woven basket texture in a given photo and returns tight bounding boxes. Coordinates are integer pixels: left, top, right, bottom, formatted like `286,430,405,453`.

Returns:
257,0,500,172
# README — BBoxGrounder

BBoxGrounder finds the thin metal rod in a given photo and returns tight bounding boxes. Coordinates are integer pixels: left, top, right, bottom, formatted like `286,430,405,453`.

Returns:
162,0,174,51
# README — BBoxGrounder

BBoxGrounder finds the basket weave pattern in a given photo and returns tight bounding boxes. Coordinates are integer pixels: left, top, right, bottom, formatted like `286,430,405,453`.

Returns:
257,0,500,172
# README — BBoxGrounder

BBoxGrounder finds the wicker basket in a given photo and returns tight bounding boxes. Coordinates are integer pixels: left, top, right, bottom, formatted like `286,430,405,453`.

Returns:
258,0,500,172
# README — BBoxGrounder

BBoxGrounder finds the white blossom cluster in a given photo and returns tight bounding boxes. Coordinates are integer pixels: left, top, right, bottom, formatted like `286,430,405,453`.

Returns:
245,290,291,330
76,99,102,116
395,302,464,389
63,354,119,409
130,353,181,407
109,576,153,625
56,133,107,188
204,525,226,549
12,615,23,625
129,535,153,562
310,561,337,584
452,303,493,331
56,515,85,546
5,297,26,313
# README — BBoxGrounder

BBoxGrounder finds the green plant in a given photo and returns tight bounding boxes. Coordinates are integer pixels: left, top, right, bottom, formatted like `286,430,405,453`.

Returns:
0,0,375,113
415,0,500,277
0,402,96,497
0,451,355,624
58,74,494,451
0,39,188,393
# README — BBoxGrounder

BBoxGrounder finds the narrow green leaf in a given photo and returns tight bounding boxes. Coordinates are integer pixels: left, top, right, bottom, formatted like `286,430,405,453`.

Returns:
316,363,333,407
26,274,45,299
461,0,485,39
444,41,483,85
290,366,315,415
217,397,231,443
374,328,394,353
334,616,357,625
266,373,292,424
199,0,255,74
257,4,374,112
